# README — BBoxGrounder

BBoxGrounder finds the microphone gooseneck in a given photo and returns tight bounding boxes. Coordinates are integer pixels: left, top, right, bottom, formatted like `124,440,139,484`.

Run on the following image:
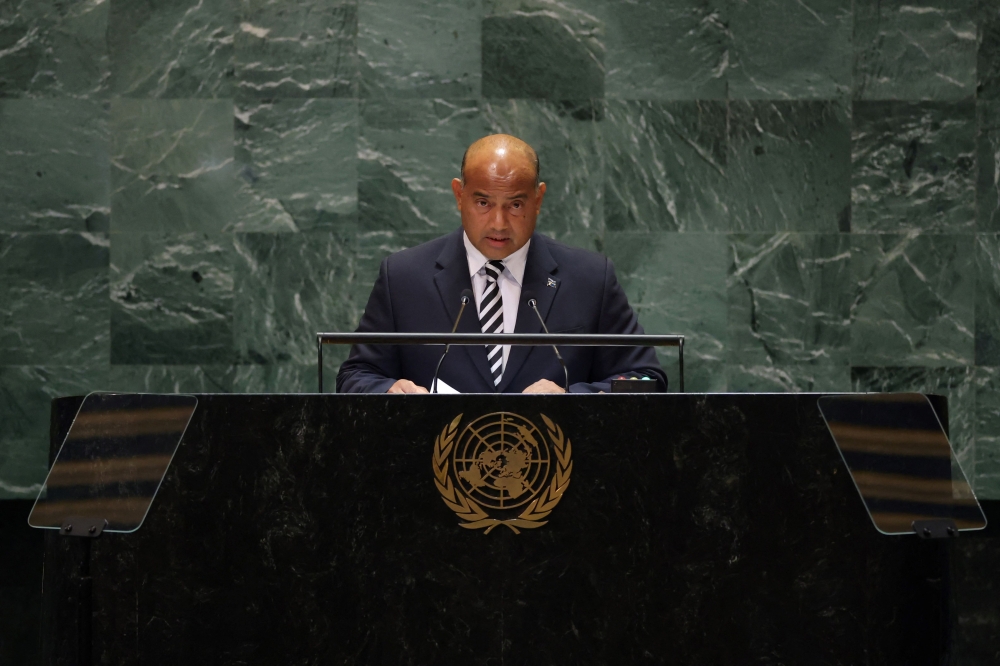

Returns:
525,292,569,392
431,289,474,393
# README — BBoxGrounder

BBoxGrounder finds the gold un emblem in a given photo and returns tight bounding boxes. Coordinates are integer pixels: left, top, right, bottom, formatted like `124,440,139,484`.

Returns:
432,412,573,534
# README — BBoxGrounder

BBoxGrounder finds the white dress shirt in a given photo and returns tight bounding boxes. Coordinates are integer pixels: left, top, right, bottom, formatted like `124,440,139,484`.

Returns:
463,231,530,371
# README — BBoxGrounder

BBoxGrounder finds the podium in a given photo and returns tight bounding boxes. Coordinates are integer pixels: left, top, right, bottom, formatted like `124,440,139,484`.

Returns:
41,393,960,665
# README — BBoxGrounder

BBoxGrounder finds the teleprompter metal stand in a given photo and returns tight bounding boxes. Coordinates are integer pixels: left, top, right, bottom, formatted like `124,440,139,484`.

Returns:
28,392,198,666
314,332,686,393
818,393,987,539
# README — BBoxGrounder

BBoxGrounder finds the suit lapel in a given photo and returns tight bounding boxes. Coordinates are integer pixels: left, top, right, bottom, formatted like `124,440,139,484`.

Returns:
498,235,559,392
433,229,496,390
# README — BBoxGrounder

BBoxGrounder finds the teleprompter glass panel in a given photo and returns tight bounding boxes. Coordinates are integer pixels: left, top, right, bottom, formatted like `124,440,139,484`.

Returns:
28,392,197,533
818,393,986,535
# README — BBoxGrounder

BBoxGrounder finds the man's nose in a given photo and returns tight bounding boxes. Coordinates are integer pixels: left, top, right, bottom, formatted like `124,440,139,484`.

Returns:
488,204,510,227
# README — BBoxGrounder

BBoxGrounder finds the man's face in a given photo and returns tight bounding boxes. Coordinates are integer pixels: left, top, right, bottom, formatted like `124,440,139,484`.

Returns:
451,151,546,260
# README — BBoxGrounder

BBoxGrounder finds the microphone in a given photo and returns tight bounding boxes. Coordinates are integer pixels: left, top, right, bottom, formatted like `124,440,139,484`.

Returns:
431,288,474,393
523,290,569,392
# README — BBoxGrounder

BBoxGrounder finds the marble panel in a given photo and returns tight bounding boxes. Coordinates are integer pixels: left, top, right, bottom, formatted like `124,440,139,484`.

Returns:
234,0,357,98
107,365,237,394
233,99,358,233
852,101,976,233
851,366,977,481
850,234,975,366
233,363,331,393
110,99,235,235
358,98,490,232
727,101,851,233
854,0,977,100
728,233,852,366
108,0,234,98
110,233,235,365
0,232,109,366
233,231,438,366
0,0,108,97
0,365,108,499
483,99,602,235
974,367,1000,497
0,99,109,233
977,233,1000,365
980,2,1000,100
603,232,728,393
727,0,852,100
598,0,726,100
481,0,603,99
726,363,851,392
358,0,480,98
602,100,727,232
979,101,1000,232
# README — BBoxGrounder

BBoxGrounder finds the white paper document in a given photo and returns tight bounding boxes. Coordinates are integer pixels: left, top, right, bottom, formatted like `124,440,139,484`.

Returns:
432,378,461,394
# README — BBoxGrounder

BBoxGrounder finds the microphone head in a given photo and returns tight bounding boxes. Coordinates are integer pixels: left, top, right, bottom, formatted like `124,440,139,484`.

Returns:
460,288,473,304
522,290,537,308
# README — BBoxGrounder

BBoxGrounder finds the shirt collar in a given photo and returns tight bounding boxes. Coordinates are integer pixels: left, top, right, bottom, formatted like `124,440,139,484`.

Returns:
463,231,530,287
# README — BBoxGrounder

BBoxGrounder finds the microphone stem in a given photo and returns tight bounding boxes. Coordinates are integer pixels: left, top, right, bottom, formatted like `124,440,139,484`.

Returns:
432,300,468,394
530,302,569,393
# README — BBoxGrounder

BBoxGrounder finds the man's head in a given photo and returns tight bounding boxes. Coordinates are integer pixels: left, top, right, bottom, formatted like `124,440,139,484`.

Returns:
451,134,546,260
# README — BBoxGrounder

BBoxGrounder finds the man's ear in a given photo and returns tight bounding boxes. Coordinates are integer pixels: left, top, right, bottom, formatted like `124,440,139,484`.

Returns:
535,182,546,210
451,178,463,209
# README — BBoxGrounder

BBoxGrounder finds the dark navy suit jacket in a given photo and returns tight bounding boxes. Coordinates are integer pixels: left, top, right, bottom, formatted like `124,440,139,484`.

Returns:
336,228,666,394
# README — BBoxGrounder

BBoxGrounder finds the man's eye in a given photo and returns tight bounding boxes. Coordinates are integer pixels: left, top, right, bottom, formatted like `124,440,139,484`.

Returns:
476,200,488,207
511,201,522,208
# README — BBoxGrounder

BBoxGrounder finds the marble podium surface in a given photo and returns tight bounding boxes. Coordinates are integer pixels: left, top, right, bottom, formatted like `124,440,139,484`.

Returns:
41,394,950,665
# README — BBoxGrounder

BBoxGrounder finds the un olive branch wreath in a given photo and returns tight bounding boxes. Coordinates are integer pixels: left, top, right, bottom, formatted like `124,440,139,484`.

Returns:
432,413,573,534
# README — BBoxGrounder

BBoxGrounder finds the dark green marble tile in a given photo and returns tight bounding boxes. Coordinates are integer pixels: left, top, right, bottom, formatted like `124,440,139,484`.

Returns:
0,0,108,97
358,0,480,98
727,362,851,392
359,99,490,232
107,365,236,393
0,99,109,233
727,101,851,233
974,366,1000,497
980,2,1000,100
852,366,977,478
233,231,438,366
235,0,357,98
233,99,357,232
604,232,728,393
977,233,1000,365
483,100,602,235
854,0,977,100
0,232,109,365
110,99,235,234
233,363,332,393
603,101,727,232
979,102,1000,231
108,0,234,98
599,0,727,100
850,234,975,366
481,0,603,99
110,233,235,365
852,101,976,233
729,233,852,366
727,0,852,100
0,365,108,499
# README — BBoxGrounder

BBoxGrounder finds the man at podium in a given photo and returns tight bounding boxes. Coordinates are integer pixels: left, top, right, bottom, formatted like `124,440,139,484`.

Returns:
337,134,665,394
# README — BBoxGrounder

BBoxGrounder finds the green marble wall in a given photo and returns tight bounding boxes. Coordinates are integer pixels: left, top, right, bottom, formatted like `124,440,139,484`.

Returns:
2,0,1000,500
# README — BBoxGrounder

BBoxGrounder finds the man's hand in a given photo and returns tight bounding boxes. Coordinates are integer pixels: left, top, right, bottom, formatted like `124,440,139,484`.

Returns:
387,379,429,394
522,379,566,394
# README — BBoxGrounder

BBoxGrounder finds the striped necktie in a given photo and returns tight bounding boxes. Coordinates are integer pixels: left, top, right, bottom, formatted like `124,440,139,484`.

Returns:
479,260,505,387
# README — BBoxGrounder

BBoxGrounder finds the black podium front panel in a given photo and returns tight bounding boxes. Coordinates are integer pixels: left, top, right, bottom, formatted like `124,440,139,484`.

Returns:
42,394,950,665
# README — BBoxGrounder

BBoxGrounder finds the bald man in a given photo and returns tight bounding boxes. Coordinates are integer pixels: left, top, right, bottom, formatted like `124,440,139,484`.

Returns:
336,134,665,394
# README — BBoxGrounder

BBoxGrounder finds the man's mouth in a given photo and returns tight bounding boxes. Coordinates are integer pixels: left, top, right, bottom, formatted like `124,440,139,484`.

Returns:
485,235,509,245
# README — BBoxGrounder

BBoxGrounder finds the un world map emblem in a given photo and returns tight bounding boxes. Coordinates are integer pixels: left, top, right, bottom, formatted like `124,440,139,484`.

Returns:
432,412,573,534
